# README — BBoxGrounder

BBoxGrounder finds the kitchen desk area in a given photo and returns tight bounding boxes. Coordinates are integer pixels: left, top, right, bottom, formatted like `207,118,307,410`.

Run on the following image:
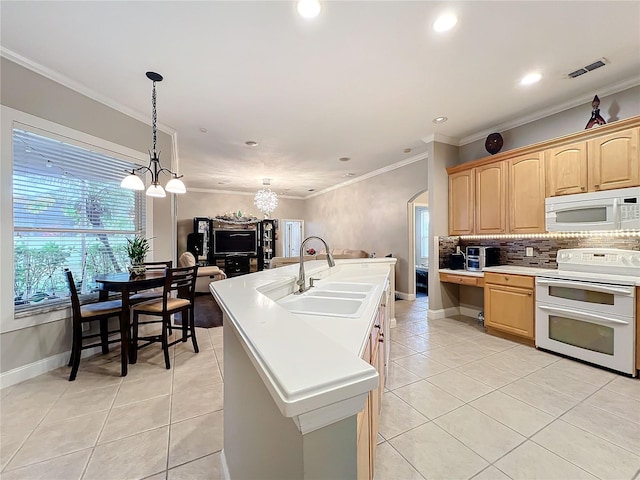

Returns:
439,252,640,377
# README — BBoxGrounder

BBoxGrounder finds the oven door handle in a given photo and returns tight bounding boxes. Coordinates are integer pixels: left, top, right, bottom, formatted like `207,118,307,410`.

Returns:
537,305,631,325
536,279,633,296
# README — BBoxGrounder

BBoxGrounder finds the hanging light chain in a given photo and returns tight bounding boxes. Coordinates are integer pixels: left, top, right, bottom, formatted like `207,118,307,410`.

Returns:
151,79,158,157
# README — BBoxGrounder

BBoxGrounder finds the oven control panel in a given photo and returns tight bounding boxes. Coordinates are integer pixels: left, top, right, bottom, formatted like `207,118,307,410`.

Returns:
556,248,640,276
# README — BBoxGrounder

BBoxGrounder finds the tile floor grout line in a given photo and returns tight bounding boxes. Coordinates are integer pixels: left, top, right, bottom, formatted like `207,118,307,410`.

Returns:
1,375,72,473
79,370,125,480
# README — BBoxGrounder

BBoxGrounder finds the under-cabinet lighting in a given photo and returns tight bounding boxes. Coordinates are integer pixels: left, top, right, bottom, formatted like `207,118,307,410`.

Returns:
459,230,640,240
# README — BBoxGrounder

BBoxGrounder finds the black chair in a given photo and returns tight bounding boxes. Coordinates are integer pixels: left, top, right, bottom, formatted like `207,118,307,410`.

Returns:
131,265,199,369
129,260,173,303
65,269,123,381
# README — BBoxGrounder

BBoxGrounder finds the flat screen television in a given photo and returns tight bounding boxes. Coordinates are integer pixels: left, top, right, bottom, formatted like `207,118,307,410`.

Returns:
213,229,258,256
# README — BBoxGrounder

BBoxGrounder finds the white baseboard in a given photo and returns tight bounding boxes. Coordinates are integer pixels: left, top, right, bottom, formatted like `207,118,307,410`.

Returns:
394,291,415,301
427,306,460,320
0,345,102,390
460,305,482,320
221,449,230,480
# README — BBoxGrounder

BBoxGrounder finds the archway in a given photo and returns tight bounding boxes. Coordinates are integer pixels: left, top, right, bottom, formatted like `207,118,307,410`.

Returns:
406,189,428,300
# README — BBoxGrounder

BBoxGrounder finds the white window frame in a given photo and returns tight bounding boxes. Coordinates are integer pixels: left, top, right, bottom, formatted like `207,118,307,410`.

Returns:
1,106,152,333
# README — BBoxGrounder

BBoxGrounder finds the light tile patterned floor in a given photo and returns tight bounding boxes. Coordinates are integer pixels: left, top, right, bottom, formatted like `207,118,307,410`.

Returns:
1,296,639,479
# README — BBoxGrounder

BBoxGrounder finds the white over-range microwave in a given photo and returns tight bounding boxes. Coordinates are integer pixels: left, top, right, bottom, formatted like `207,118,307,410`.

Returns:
545,186,640,232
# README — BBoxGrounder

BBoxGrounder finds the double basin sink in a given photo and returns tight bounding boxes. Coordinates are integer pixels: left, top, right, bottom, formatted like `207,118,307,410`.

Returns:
277,282,374,318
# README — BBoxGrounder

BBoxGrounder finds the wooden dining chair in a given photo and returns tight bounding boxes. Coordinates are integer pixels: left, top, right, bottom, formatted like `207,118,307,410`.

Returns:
64,269,123,381
131,265,199,369
129,260,173,303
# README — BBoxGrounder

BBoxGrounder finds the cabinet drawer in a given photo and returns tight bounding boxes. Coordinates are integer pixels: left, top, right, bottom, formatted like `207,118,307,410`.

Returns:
484,272,534,289
439,272,484,287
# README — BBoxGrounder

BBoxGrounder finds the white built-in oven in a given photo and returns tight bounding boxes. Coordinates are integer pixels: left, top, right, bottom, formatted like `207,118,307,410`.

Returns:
535,276,636,375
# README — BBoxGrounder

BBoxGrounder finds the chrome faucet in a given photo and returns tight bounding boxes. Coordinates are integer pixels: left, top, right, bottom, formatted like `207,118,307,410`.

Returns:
296,236,336,294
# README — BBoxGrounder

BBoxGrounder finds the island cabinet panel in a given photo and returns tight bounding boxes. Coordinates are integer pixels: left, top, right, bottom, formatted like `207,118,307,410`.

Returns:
636,287,640,374
357,339,372,480
545,141,588,197
508,152,546,233
448,169,475,235
357,298,387,480
588,127,639,192
484,273,535,340
475,162,507,234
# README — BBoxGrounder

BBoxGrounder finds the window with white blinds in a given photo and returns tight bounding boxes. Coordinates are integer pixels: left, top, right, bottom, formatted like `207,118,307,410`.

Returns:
13,128,146,310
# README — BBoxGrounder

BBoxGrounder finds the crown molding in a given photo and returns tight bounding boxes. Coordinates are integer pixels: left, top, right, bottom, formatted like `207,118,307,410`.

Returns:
458,76,640,146
305,152,428,199
1,47,176,135
420,133,458,146
187,187,304,200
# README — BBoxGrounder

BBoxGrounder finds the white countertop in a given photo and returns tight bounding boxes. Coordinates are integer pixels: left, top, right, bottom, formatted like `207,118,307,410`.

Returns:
440,265,640,285
210,258,395,426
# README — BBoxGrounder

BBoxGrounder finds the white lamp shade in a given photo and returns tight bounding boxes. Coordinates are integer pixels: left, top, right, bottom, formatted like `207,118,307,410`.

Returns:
121,173,145,190
165,177,187,194
146,184,166,198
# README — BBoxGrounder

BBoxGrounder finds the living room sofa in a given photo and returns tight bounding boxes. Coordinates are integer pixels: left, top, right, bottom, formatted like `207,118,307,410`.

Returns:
269,249,369,269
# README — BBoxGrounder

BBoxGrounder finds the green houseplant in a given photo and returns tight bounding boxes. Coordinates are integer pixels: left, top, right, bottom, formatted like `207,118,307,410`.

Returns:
126,235,150,275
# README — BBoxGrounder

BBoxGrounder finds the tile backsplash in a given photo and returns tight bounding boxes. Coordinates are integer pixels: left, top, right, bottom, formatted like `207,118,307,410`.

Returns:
438,236,640,269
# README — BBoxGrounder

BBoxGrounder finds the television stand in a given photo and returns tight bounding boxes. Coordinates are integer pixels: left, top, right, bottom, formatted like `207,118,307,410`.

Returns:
212,255,258,278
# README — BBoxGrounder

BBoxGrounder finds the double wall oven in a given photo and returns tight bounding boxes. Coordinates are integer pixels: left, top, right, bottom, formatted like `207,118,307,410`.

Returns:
535,248,638,376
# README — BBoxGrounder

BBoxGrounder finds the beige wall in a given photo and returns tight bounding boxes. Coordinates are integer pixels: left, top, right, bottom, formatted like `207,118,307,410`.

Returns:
175,190,306,255
427,142,460,314
304,157,428,294
0,58,174,374
459,85,640,163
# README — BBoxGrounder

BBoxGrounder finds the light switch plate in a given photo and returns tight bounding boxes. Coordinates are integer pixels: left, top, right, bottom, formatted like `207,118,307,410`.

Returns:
525,247,534,257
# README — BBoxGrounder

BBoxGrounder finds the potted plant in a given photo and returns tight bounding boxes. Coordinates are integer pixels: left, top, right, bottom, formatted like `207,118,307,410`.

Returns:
126,235,150,276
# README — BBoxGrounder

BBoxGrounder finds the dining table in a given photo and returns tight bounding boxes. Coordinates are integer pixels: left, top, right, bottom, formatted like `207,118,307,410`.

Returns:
94,271,166,376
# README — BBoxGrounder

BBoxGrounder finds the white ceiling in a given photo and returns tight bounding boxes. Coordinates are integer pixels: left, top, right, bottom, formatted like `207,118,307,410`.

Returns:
2,1,639,198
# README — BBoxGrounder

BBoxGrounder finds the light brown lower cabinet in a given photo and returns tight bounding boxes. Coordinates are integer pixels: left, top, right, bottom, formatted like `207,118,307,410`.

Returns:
484,273,535,341
357,301,386,480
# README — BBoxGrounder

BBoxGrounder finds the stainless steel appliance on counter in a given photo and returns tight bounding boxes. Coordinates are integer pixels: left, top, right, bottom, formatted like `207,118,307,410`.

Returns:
545,186,640,232
465,246,500,271
535,248,638,376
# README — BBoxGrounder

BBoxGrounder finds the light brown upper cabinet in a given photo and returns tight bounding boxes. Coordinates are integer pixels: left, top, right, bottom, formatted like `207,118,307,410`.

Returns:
588,127,639,192
475,162,507,234
508,152,545,233
545,141,588,197
449,169,475,235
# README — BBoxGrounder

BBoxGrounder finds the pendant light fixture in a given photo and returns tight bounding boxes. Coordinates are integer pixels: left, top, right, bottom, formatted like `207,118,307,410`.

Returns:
254,179,279,218
120,72,186,197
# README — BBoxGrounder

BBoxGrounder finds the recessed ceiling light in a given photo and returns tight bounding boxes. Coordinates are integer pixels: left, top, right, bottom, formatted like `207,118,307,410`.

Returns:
217,181,229,185
199,127,207,133
297,0,321,19
520,72,542,85
245,141,258,147
339,157,350,162
308,188,315,192
345,173,355,177
433,13,457,32
432,116,448,124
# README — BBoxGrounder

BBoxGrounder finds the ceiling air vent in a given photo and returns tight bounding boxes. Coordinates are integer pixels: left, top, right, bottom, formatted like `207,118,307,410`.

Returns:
567,58,608,79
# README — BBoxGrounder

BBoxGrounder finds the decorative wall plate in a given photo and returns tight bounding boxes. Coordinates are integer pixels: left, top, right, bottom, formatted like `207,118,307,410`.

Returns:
485,132,504,155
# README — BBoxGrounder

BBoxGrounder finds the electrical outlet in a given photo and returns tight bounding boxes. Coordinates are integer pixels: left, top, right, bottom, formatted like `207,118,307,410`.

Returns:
525,246,534,257
82,323,89,332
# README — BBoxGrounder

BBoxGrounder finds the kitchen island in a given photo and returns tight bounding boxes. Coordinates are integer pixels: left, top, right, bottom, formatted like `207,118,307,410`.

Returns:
210,257,396,480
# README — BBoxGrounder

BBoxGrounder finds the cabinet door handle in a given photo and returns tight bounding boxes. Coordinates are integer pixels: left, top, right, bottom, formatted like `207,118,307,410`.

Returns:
581,186,587,191
594,184,600,189
528,292,533,296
